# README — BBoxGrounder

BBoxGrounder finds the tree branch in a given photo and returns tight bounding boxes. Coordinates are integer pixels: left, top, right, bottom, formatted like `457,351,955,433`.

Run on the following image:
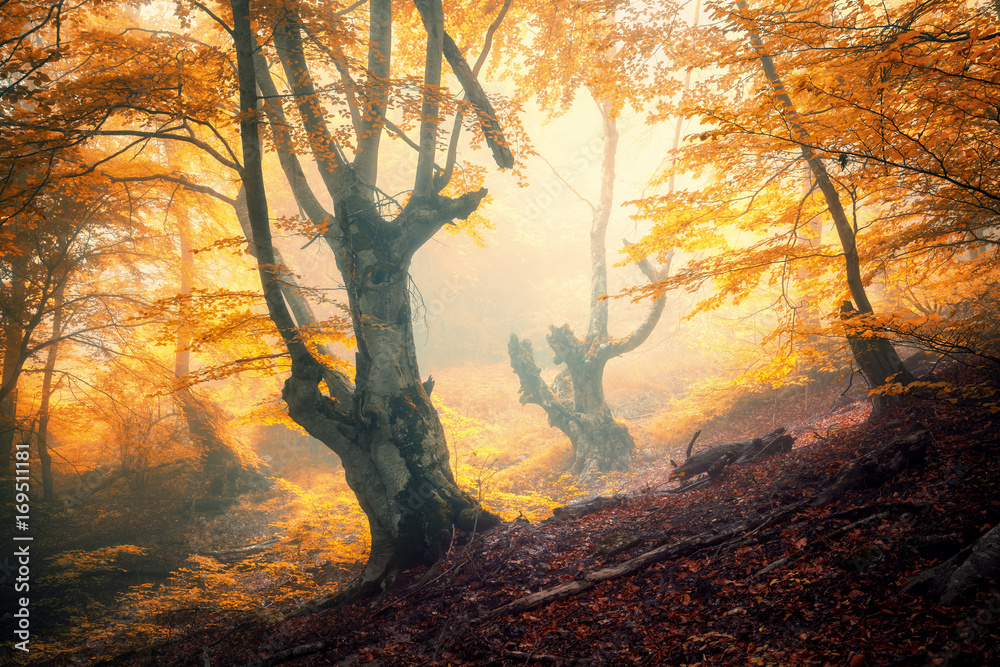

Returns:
252,51,341,251
401,188,488,256
93,129,241,173
441,31,514,170
353,0,391,188
507,334,579,436
106,173,235,205
271,10,355,203
435,0,513,191
603,245,672,359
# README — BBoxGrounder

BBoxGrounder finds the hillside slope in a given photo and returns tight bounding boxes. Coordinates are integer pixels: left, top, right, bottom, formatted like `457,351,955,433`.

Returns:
33,367,1000,667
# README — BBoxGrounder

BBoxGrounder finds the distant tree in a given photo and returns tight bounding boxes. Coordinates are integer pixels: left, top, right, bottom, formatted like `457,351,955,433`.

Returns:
34,278,64,504
507,98,670,476
170,201,268,496
1,0,72,237
618,0,1000,413
0,173,151,478
505,2,671,475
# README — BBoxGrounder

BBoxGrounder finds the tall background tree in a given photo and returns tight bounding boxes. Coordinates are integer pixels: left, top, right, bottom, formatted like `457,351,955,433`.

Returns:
618,0,1000,411
505,1,674,476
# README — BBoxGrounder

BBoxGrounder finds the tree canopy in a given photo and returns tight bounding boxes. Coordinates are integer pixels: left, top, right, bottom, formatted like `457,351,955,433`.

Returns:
2,0,999,657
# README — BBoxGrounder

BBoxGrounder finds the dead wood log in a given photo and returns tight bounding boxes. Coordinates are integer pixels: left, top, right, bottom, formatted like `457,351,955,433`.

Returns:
809,427,931,507
669,427,793,481
550,494,627,522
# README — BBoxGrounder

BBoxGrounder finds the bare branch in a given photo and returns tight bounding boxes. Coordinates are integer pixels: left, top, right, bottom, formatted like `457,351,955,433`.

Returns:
106,173,236,205
436,0,513,191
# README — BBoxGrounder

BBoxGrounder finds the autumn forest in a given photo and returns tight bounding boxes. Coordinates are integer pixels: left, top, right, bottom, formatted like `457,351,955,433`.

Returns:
2,0,1000,664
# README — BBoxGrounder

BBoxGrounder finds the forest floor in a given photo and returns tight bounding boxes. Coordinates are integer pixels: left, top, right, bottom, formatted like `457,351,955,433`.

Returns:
27,363,1000,667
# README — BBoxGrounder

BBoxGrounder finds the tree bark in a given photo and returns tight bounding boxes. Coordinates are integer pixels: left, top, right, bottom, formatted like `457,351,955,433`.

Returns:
231,0,504,602
737,0,914,415
668,427,793,482
0,260,27,474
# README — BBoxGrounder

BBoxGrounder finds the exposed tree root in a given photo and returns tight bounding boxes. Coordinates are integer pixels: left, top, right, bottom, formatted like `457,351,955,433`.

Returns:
810,426,931,506
903,522,1000,603
282,566,395,620
755,511,890,578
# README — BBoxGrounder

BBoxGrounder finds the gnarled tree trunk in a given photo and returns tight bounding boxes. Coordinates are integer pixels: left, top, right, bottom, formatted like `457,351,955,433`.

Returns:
508,100,669,476
230,0,509,602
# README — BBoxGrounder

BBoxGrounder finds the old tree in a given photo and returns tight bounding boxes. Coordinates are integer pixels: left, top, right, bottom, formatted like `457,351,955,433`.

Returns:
227,0,515,601
506,1,671,477
1,0,517,604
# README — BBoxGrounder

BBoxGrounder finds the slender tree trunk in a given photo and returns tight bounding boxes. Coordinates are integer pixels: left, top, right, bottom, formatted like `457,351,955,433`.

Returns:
795,164,824,329
231,0,500,604
738,0,914,414
174,211,193,380
172,208,266,495
36,282,65,504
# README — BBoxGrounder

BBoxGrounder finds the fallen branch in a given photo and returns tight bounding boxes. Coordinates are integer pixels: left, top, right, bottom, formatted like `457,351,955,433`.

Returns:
666,477,713,494
481,431,934,619
685,429,702,458
480,498,811,620
754,512,890,578
502,650,564,663
202,536,283,559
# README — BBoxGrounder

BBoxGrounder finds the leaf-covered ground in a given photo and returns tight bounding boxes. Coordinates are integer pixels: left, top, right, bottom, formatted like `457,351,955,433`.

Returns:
37,367,1000,667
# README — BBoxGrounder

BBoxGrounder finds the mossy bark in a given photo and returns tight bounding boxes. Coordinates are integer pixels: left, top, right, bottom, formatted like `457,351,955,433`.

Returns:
231,0,505,604
508,331,635,477
281,203,500,594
